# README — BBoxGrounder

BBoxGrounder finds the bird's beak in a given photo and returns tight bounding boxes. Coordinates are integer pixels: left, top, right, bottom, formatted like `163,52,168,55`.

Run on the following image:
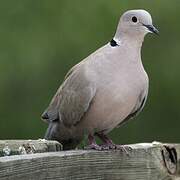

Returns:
143,24,159,35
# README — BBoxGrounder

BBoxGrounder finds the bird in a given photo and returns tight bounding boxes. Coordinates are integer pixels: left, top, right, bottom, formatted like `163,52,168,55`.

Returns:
41,9,159,150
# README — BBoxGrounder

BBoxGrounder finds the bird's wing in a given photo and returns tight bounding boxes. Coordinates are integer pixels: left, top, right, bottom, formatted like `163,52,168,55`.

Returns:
117,92,148,128
42,61,96,127
126,95,147,119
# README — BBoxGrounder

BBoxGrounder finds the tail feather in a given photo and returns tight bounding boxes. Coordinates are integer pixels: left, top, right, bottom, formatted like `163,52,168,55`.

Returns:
61,139,81,150
44,123,81,150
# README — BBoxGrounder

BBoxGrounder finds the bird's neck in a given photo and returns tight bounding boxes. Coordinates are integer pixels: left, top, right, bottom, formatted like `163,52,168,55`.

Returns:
114,32,144,50
113,33,144,64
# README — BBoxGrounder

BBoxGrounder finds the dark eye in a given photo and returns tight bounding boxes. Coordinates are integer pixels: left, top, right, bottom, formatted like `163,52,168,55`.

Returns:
132,16,137,23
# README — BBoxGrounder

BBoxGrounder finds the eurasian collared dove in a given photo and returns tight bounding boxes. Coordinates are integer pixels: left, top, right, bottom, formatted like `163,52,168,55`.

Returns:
42,9,159,150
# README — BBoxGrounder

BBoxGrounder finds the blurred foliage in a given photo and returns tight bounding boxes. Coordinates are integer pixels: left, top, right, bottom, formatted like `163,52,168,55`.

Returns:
0,0,179,144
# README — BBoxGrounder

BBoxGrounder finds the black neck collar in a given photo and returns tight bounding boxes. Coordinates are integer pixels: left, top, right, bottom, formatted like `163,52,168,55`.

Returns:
110,39,119,47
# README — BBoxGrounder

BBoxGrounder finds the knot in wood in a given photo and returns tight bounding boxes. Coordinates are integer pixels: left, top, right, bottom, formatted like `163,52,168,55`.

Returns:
22,143,36,154
161,145,177,175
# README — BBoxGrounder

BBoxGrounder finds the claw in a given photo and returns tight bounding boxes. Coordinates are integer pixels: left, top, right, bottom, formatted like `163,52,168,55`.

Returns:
115,145,132,155
84,143,102,150
100,143,116,150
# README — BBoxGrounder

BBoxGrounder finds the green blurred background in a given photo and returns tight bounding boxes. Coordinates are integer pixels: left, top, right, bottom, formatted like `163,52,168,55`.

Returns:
0,0,179,144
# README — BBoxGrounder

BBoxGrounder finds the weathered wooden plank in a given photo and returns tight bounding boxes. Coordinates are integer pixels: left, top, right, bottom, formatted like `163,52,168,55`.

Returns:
0,142,180,180
0,139,62,156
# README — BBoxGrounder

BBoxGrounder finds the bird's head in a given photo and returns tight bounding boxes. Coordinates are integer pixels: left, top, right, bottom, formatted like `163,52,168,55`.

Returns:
115,9,159,42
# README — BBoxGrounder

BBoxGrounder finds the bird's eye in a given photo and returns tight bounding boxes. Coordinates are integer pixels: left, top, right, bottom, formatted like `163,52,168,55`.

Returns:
132,16,137,23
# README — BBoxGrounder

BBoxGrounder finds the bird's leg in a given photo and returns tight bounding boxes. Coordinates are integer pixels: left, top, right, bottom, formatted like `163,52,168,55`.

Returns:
96,132,132,153
96,132,116,150
84,134,102,150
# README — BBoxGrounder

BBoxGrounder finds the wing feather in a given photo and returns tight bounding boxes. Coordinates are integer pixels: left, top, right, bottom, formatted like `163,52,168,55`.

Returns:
42,61,96,127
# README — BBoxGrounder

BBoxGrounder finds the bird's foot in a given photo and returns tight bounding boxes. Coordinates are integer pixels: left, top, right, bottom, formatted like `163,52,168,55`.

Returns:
100,142,116,150
84,143,102,150
85,134,102,150
100,143,132,153
115,145,132,154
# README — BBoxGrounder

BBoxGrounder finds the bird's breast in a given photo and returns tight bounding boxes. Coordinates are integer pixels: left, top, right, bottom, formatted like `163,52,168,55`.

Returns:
75,38,149,135
79,64,148,134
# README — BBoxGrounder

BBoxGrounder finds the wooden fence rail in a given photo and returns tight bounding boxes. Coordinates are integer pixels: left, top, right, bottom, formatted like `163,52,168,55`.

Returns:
0,140,180,180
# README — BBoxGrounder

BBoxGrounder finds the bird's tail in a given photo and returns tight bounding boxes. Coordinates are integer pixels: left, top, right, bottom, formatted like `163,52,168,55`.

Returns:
59,138,81,150
44,122,82,150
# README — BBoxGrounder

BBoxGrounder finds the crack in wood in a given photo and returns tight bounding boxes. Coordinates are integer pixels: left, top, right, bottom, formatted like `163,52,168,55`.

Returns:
161,145,177,175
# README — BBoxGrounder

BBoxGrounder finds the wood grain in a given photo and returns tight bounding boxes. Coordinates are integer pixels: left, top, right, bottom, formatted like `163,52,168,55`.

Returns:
0,142,180,180
0,139,62,156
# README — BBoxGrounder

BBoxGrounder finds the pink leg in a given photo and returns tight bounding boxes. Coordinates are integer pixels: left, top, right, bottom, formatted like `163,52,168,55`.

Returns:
84,134,102,150
96,132,132,153
96,133,116,150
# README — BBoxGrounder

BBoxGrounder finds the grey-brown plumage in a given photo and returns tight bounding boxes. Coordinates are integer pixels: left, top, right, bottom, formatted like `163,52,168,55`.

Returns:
42,9,158,150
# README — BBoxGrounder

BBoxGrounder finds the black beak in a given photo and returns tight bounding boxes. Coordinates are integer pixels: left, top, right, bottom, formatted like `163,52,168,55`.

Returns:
143,24,159,35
